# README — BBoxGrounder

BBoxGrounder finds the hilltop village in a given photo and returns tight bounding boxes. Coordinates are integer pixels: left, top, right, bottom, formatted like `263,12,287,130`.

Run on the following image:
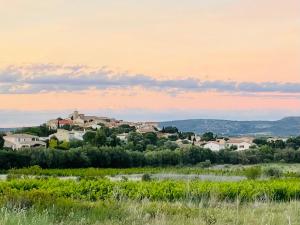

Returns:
1,111,289,152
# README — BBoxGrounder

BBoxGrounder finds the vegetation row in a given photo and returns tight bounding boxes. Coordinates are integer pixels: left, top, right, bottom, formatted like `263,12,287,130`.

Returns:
2,178,300,202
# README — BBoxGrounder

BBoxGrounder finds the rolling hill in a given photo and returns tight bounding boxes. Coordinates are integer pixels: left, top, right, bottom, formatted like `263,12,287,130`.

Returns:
0,128,19,132
159,117,300,136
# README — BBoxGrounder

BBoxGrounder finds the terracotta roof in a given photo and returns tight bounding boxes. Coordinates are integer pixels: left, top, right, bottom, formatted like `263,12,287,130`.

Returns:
58,119,73,125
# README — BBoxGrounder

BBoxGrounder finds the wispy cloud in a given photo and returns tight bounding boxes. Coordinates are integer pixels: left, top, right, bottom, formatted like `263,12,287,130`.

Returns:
1,64,300,94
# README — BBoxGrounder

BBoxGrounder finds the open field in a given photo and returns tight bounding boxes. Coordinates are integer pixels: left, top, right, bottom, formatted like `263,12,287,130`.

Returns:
1,198,300,225
2,164,300,224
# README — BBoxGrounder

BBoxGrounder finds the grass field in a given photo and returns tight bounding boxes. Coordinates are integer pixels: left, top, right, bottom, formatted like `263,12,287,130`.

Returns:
5,163,300,181
2,164,300,224
1,197,300,225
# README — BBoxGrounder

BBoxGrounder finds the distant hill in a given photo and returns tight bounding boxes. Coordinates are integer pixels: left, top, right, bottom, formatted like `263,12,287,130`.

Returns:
0,127,19,132
159,117,300,137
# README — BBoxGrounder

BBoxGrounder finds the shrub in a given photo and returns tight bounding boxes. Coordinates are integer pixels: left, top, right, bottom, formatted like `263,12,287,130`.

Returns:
264,167,283,178
197,160,212,168
244,166,262,180
142,173,152,181
121,176,128,181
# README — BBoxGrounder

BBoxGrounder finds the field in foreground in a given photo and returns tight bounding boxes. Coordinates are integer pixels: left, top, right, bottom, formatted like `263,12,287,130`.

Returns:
1,197,300,225
2,164,300,224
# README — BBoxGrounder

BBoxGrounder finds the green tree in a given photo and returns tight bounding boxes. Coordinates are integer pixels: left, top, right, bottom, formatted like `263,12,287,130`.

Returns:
201,132,215,141
49,137,59,149
143,132,158,145
163,141,179,150
95,130,107,147
127,132,146,151
83,131,96,144
162,126,178,134
58,141,70,150
0,134,4,149
69,140,84,148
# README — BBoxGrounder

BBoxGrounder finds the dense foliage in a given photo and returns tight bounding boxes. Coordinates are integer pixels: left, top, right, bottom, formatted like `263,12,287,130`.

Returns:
2,123,300,169
2,178,300,201
253,137,300,150
0,133,4,149
14,124,56,137
1,144,300,169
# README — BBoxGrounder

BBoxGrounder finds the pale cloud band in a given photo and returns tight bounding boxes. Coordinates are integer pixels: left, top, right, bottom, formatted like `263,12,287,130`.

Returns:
0,64,300,95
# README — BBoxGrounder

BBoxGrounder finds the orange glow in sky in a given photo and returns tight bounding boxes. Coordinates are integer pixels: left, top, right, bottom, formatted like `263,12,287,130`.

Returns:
0,0,299,125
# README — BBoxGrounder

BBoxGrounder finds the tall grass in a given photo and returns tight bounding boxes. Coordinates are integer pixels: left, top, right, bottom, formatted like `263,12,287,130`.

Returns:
2,178,300,202
0,197,299,225
7,166,244,177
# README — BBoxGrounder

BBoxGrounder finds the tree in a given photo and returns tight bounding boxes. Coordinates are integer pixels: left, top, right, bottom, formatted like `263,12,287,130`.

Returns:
162,126,178,134
286,136,300,150
163,141,179,151
95,130,107,147
143,132,158,145
168,134,178,141
69,140,84,148
253,138,268,146
14,124,56,137
127,132,146,151
83,131,96,144
106,134,120,147
49,137,59,149
0,134,4,149
201,132,215,141
58,141,70,150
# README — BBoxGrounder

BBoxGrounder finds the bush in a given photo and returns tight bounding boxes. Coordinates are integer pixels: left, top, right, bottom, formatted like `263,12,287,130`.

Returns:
264,167,283,178
244,166,262,180
142,173,152,181
197,160,211,168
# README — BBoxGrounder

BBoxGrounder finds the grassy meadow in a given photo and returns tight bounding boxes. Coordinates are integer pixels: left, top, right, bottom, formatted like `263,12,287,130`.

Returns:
2,164,300,224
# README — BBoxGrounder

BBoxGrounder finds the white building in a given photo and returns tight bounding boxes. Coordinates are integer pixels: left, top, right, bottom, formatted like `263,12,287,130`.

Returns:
3,134,46,150
203,141,225,151
226,139,253,151
50,129,86,142
117,133,128,141
91,124,102,130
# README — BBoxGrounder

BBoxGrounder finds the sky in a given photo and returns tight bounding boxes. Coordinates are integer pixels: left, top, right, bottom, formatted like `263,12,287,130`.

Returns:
0,0,299,127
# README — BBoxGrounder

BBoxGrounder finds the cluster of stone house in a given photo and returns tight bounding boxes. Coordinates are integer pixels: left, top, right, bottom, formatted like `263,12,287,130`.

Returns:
175,136,255,151
2,111,261,151
47,111,158,133
202,138,254,151
2,111,159,150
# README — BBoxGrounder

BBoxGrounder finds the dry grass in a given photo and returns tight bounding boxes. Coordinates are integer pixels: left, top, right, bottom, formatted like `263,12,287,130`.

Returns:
1,199,300,225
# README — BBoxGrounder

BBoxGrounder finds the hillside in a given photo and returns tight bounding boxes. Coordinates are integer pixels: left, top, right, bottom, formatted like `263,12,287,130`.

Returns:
0,128,18,132
159,117,300,136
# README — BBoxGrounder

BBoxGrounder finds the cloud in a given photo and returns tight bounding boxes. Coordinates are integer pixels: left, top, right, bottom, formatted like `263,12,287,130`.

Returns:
0,64,300,94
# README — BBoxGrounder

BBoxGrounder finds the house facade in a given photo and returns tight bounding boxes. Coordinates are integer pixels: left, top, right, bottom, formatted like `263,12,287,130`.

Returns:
226,138,254,151
3,134,46,150
203,141,225,151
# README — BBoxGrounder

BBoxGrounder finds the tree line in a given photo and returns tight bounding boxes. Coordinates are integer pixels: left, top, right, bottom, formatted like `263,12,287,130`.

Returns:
1,144,300,169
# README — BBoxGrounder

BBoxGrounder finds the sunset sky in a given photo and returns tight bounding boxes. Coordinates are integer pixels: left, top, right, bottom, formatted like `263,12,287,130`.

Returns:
0,0,299,127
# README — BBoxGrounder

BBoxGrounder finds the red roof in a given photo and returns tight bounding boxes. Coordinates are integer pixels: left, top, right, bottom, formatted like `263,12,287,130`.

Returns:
58,119,73,125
